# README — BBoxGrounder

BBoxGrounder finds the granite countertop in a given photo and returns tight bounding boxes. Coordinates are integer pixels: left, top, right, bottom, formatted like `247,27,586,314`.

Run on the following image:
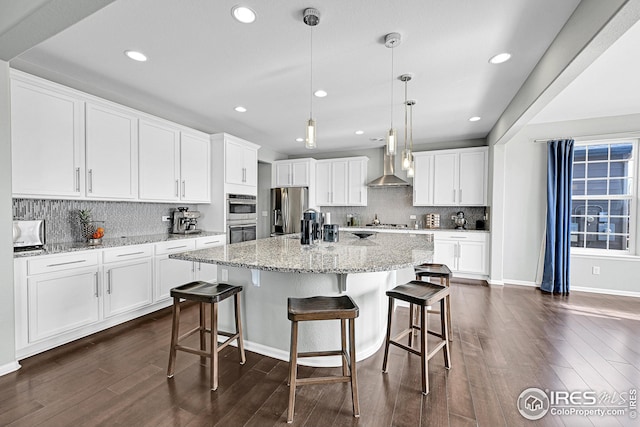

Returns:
13,231,226,258
341,226,489,233
170,232,434,274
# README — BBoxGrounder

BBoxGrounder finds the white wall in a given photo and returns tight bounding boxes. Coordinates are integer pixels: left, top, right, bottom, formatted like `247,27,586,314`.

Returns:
0,60,18,374
501,115,640,296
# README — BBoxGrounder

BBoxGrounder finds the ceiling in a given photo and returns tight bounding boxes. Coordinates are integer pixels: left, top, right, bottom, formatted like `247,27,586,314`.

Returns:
8,0,587,155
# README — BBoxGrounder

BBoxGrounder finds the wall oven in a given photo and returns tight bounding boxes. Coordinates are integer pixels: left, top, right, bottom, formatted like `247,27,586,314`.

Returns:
226,194,257,244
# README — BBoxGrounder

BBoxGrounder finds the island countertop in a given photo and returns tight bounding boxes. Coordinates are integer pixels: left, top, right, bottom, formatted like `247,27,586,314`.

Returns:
170,232,434,274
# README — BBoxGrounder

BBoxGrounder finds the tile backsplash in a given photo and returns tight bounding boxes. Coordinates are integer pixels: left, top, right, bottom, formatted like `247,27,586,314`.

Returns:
13,199,197,244
319,187,489,230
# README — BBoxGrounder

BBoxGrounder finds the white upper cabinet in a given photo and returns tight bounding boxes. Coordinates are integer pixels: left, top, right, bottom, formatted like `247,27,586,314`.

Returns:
138,119,181,201
224,135,259,188
180,131,210,203
85,102,138,199
415,146,488,206
412,152,434,206
11,74,84,198
272,159,315,188
316,157,367,207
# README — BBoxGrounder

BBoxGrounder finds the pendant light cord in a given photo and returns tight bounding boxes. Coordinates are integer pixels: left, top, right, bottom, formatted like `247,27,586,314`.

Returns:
390,47,394,128
310,25,313,119
403,79,408,151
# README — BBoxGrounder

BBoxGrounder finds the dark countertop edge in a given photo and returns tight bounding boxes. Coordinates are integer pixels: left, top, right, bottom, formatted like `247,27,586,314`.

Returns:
169,253,432,275
341,226,490,233
13,230,227,258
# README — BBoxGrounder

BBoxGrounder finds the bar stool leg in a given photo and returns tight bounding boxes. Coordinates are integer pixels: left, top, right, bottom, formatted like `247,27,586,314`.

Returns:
382,297,394,373
349,318,360,417
234,293,246,364
445,277,453,341
341,319,348,376
408,303,414,347
287,320,299,423
199,302,206,365
211,301,218,391
442,298,451,369
420,304,429,395
167,297,180,378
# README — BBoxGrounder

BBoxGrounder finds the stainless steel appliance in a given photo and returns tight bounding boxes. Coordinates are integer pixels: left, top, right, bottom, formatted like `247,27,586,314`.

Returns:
13,219,46,251
171,207,201,234
301,208,323,245
323,224,339,242
453,211,467,230
227,194,257,244
271,187,308,235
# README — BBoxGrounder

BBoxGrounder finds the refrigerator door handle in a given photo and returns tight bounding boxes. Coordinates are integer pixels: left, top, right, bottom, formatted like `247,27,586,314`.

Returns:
282,190,289,232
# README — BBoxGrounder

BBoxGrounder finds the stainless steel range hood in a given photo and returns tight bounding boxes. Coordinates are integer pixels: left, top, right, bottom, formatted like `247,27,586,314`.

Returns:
367,149,410,187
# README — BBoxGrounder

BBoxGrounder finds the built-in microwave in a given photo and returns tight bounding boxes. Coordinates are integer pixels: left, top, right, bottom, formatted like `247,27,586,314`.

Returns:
226,194,257,221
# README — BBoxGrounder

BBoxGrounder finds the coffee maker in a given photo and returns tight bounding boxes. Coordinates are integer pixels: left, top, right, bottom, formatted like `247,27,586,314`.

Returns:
301,209,323,245
171,207,201,234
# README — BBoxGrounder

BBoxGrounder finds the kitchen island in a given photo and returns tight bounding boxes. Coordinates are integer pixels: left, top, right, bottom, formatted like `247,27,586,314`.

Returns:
170,232,433,366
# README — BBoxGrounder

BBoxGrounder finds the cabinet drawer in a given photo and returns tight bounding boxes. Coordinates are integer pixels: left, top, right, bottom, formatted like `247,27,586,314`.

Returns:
432,232,488,243
195,235,225,249
28,252,100,275
155,239,196,255
103,244,153,263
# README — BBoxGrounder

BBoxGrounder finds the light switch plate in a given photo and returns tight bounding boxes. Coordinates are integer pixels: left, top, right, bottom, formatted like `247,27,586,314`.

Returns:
221,268,229,281
262,211,268,217
409,215,416,219
162,216,170,222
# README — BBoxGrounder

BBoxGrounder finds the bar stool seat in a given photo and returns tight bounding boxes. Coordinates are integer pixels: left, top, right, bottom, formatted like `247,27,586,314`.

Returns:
167,281,246,391
287,295,360,423
415,263,453,341
382,281,451,395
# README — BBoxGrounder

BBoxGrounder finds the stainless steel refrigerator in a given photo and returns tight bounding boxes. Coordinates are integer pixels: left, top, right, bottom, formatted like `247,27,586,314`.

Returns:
271,187,308,235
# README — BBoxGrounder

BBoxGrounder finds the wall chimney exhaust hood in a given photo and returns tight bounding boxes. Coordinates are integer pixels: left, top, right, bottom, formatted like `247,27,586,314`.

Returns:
368,148,410,187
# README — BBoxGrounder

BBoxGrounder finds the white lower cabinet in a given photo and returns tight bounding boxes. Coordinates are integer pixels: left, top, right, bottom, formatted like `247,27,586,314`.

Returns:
432,232,489,276
103,258,153,318
156,256,195,302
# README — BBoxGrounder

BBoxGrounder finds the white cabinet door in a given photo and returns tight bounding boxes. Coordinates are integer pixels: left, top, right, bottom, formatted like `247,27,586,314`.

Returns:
433,240,458,270
433,153,458,205
11,77,84,198
225,139,246,185
347,159,367,206
85,103,138,199
138,119,180,201
195,262,218,282
331,160,348,205
413,153,434,206
243,146,258,187
180,132,210,203
156,256,195,302
104,259,153,318
459,150,487,206
275,163,292,187
291,161,310,186
316,162,332,205
27,268,100,342
457,241,487,274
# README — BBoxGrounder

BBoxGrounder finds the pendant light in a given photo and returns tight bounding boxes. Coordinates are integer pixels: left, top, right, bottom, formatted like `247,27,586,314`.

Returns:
406,99,416,178
303,8,320,149
400,74,413,170
384,33,401,155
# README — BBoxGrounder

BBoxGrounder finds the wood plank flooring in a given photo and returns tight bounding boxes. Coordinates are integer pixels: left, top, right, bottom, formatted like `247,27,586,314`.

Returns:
1,282,639,426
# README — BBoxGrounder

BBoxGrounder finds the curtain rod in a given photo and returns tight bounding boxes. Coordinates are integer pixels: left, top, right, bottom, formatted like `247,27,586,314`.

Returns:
532,131,640,143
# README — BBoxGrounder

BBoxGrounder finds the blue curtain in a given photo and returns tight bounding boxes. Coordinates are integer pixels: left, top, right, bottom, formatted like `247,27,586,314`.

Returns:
541,139,574,295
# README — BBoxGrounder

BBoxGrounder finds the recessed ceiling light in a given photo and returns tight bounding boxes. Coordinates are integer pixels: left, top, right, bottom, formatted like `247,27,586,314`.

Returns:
489,53,511,64
232,6,256,23
314,90,327,98
355,130,364,135
124,50,147,62
469,116,481,122
295,137,304,142
234,106,247,113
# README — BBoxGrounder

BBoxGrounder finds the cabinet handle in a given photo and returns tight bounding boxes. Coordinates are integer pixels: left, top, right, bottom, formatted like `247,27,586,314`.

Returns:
198,263,202,271
107,270,112,294
116,251,145,257
202,241,219,245
182,180,186,197
453,189,455,203
175,180,179,197
88,169,93,193
191,263,195,273
75,168,80,192
327,192,330,202
168,245,188,250
46,259,86,267
94,273,99,297
459,189,462,202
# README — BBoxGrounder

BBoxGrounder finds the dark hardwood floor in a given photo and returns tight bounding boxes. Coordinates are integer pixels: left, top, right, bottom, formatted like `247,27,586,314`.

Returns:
1,282,639,427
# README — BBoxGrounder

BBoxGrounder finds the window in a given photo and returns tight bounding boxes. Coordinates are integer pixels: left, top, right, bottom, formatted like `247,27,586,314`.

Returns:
571,140,637,253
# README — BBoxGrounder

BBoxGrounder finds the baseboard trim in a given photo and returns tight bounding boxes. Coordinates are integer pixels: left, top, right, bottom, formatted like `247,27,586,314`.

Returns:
0,361,21,377
504,279,640,298
504,279,538,287
487,279,504,286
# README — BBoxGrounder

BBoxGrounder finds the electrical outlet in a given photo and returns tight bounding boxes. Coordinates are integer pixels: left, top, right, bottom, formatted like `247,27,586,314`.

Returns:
162,216,171,222
262,211,268,217
592,266,600,275
221,268,229,281
409,215,416,220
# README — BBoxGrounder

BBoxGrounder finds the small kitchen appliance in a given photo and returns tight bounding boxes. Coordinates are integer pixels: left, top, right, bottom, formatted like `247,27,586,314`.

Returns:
13,219,46,252
301,208,323,245
453,211,467,230
171,207,201,234
323,224,339,242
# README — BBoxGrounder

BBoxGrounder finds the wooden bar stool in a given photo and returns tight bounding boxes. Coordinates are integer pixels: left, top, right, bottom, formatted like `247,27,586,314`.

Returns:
287,295,360,423
414,263,453,342
382,281,451,395
167,281,246,391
